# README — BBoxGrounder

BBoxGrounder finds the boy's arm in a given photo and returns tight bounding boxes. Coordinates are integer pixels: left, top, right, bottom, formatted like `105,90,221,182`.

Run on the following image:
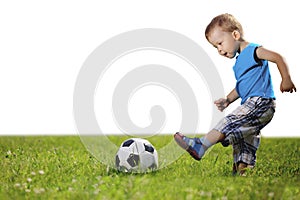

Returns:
226,88,240,103
214,88,239,112
256,47,297,93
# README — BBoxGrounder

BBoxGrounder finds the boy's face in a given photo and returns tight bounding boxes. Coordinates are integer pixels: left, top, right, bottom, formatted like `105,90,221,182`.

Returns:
207,26,240,59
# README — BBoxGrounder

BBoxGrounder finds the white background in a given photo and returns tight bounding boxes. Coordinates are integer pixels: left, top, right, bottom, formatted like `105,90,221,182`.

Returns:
0,0,299,136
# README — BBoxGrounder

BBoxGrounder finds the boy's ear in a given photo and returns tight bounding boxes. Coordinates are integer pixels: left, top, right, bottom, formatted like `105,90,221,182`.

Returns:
232,30,241,40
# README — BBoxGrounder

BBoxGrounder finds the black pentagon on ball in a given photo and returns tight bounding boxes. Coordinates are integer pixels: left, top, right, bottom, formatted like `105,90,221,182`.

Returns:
144,144,154,153
115,155,120,168
127,153,140,167
122,139,134,147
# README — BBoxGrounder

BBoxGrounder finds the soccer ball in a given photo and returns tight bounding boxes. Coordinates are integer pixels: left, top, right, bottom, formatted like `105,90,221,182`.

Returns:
115,138,158,173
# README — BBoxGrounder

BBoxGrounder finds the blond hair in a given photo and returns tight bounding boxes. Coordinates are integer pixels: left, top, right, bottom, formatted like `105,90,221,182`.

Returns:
205,13,244,40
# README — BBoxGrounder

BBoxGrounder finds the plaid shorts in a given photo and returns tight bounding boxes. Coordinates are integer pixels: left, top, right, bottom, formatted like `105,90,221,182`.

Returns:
214,97,276,165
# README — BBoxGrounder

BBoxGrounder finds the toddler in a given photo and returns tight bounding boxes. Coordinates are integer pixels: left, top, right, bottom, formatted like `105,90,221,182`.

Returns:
174,13,296,175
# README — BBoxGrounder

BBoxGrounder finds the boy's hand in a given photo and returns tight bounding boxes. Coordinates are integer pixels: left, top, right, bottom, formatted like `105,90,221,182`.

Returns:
280,78,297,93
214,98,230,112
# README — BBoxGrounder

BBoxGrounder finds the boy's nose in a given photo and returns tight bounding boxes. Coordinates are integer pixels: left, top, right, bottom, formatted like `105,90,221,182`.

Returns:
218,49,225,56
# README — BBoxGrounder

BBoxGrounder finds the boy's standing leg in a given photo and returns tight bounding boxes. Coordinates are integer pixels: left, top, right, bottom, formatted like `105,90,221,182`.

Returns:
232,133,261,175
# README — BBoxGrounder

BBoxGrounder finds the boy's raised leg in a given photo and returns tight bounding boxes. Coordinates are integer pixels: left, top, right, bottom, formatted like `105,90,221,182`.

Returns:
174,130,224,160
174,132,204,160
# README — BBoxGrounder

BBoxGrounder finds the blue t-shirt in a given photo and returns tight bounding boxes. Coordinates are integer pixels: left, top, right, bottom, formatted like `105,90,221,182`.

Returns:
234,43,275,104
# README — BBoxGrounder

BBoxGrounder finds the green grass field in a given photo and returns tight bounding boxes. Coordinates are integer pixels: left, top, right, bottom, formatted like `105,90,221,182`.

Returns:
0,136,299,200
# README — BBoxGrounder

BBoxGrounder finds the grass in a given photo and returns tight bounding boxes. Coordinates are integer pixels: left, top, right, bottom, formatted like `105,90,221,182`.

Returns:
0,135,299,199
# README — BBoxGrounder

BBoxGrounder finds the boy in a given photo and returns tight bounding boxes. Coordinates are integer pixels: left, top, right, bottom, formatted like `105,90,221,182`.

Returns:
174,13,296,175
